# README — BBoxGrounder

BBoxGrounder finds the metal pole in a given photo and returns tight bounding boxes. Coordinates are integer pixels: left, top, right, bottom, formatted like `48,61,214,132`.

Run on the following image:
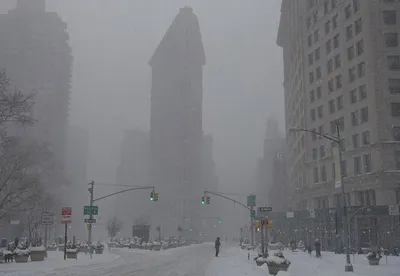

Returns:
88,181,94,259
44,225,48,247
260,220,265,256
250,206,254,246
64,223,67,260
265,220,269,257
337,124,353,272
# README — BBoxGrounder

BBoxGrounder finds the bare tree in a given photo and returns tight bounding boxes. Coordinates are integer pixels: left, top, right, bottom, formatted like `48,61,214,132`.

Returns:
107,217,123,239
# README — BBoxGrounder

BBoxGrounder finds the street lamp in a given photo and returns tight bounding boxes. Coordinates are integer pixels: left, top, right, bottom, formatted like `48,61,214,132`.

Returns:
289,123,354,272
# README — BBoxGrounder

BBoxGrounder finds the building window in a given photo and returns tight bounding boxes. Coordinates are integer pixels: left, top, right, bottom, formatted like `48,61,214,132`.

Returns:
345,4,352,19
389,78,400,94
313,167,319,183
326,39,332,54
337,95,344,110
356,39,364,55
328,79,334,93
314,29,320,43
307,17,312,30
347,45,355,61
317,105,323,118
350,89,357,104
352,133,360,148
316,67,322,80
310,109,316,121
385,33,398,47
351,110,359,126
383,10,397,25
338,117,345,132
318,125,324,137
332,162,336,180
310,89,315,102
341,160,348,177
395,151,400,169
309,71,315,84
320,145,325,158
312,148,318,160
321,165,327,181
316,86,322,99
348,67,356,82
393,126,400,141
355,18,362,35
357,191,364,205
357,62,366,78
311,128,317,140
360,106,368,123
359,84,367,100
354,156,362,175
308,35,313,47
391,102,400,117
329,99,335,113
353,0,360,13
332,14,338,29
363,154,371,173
325,20,331,34
335,74,342,89
327,59,333,73
315,47,321,61
362,130,370,145
346,25,353,41
388,56,400,70
308,53,314,66
333,34,340,48
324,1,329,15
334,54,341,69
313,10,318,23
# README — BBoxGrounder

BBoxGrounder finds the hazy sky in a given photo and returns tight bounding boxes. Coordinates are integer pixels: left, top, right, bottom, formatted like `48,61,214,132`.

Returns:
1,0,284,194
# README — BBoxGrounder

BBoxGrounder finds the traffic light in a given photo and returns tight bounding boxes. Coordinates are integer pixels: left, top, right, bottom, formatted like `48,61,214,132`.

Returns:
201,196,205,205
154,192,159,201
218,219,222,224
206,196,210,204
150,192,154,201
189,228,193,232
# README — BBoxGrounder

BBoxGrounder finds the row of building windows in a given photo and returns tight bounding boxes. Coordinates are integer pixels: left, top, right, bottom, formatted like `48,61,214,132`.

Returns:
312,153,372,184
310,102,368,126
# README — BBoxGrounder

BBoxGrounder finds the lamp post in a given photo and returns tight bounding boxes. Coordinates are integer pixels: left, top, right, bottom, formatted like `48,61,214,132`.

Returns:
289,122,353,272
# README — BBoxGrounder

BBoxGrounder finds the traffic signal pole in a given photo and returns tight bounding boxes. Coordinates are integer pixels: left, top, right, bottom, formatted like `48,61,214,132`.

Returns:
88,181,94,259
250,206,254,246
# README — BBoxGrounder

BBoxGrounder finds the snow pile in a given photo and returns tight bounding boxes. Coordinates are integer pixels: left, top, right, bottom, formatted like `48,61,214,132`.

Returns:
29,246,45,252
14,248,30,256
66,248,78,253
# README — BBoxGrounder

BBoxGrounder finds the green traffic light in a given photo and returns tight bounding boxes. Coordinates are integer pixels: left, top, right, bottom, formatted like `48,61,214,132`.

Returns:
189,228,192,232
218,220,222,224
201,201,205,205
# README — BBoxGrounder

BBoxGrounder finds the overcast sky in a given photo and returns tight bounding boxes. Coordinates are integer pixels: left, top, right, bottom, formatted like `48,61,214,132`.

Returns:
1,0,284,194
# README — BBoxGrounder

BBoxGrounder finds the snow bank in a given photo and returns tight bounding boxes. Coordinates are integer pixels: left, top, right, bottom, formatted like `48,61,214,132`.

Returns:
29,246,46,252
266,256,287,264
13,249,30,255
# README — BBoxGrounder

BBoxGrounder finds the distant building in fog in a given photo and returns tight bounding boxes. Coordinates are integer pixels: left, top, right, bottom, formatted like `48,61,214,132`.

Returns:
115,129,150,237
148,7,205,235
0,0,72,197
256,116,285,207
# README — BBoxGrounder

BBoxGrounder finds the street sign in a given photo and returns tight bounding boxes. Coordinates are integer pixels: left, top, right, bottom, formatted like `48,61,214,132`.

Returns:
84,218,96,223
9,220,20,225
257,206,272,216
41,214,54,225
61,207,72,224
389,205,399,216
286,212,294,218
309,208,315,218
84,205,98,215
247,195,256,207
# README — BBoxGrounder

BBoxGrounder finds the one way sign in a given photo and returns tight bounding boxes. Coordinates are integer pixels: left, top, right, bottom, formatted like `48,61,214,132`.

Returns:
257,206,272,216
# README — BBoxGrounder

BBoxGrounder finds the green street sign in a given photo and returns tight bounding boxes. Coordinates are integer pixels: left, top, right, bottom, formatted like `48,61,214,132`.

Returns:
84,206,98,215
247,195,256,207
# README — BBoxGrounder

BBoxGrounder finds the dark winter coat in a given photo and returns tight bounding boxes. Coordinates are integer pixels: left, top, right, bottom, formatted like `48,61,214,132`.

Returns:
215,239,221,248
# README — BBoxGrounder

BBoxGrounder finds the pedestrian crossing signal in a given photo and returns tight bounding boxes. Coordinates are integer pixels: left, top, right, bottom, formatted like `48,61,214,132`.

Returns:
201,197,205,205
150,192,154,201
206,196,210,204
154,192,159,201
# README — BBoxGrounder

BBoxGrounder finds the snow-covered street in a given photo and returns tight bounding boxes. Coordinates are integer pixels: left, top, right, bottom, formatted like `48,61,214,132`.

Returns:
1,244,400,276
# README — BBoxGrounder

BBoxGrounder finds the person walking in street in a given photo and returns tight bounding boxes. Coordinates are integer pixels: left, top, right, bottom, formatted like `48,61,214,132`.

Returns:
315,239,321,258
215,237,221,257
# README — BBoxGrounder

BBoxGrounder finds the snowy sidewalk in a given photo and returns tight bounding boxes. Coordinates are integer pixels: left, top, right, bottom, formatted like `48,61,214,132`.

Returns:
0,251,120,275
206,246,400,276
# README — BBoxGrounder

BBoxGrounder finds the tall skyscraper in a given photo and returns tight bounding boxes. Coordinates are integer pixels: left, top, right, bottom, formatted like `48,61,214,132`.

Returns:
277,0,400,247
149,7,205,235
0,0,72,197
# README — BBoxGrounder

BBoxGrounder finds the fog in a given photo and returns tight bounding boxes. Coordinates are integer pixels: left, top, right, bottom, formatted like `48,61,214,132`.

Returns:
0,0,284,238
